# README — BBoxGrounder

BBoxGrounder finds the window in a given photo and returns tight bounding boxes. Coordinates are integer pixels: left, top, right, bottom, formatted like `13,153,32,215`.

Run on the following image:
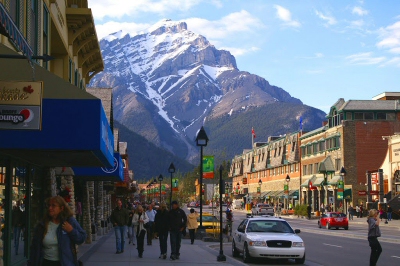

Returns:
335,159,341,171
301,146,306,157
319,141,325,152
313,143,319,153
355,112,374,120
306,145,312,155
43,4,49,69
377,112,395,120
354,112,364,120
278,147,281,156
69,59,73,83
303,165,307,175
290,164,294,173
364,112,374,120
314,163,319,174
292,142,296,152
28,0,38,53
9,0,19,26
308,165,313,175
346,112,352,120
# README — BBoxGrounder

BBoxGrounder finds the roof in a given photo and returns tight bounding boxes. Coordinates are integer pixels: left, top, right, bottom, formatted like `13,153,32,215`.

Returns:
319,156,335,173
337,100,399,112
300,126,327,139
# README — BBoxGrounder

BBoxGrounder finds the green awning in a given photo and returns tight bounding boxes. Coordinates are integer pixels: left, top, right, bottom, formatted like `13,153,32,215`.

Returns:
269,190,281,197
328,175,341,185
319,156,335,173
300,175,317,187
344,188,352,199
313,177,325,186
261,191,273,197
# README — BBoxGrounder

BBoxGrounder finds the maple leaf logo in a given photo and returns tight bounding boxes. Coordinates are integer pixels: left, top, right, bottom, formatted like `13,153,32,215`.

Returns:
23,85,34,94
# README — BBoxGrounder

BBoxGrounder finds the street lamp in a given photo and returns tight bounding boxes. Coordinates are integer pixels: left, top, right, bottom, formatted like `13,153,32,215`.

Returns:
217,165,226,261
258,179,262,200
168,163,176,209
153,178,157,202
196,126,209,231
158,174,163,203
286,174,291,210
340,167,346,213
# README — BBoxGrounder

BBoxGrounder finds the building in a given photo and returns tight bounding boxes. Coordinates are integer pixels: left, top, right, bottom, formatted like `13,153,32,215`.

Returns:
0,1,116,265
229,132,302,209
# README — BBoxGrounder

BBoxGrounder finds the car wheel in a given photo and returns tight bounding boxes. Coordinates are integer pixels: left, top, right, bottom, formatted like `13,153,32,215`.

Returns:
243,243,251,263
326,222,331,229
295,253,306,264
344,226,349,230
318,221,321,228
232,240,239,257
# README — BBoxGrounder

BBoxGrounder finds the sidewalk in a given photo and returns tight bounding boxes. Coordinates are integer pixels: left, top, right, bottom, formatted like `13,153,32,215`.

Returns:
77,230,242,266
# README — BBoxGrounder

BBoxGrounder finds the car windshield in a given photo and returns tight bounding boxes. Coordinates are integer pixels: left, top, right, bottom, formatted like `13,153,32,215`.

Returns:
258,204,270,208
246,220,294,234
330,213,346,218
197,216,218,222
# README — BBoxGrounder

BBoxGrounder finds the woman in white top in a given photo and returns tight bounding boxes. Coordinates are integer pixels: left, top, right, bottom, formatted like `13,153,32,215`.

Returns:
132,205,149,258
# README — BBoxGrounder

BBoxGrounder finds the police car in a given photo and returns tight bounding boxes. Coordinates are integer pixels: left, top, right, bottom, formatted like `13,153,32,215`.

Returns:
232,216,305,264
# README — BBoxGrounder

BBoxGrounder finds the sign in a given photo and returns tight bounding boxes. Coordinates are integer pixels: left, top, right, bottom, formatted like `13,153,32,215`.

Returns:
172,178,179,191
0,81,43,130
284,184,289,194
369,190,379,195
391,143,400,163
203,156,214,178
242,177,247,184
72,153,123,181
371,173,378,184
257,187,261,193
329,197,334,204
337,180,344,199
358,190,367,196
161,184,166,191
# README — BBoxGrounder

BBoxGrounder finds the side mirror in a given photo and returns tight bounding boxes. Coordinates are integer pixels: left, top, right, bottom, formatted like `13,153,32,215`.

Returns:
294,229,301,234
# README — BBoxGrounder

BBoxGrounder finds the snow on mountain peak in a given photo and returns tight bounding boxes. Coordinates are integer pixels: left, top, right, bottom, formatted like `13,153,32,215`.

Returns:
147,19,188,35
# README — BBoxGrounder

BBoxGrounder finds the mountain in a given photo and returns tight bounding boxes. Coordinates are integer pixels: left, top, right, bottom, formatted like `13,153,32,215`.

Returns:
115,121,194,180
90,19,326,164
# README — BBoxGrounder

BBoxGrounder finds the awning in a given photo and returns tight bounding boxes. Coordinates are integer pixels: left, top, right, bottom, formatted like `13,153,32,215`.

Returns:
328,175,342,185
313,177,325,187
249,192,260,198
300,175,318,187
72,153,124,182
344,188,352,200
319,156,335,173
261,191,273,197
0,45,114,167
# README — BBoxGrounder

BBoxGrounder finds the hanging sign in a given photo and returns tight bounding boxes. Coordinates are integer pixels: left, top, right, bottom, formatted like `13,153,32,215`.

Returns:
203,156,215,178
172,178,179,191
337,180,344,199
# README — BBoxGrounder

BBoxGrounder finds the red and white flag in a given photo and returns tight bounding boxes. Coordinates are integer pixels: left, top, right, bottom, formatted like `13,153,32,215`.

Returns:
252,127,256,138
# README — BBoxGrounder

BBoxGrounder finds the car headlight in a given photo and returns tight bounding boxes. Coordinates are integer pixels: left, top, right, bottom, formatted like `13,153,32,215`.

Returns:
292,242,304,247
249,241,266,246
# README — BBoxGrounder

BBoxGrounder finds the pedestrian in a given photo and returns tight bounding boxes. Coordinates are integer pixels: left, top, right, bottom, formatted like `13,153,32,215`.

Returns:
132,205,149,258
360,205,364,218
110,199,129,254
168,200,187,260
387,204,393,221
145,204,157,245
356,205,360,218
367,209,382,266
127,206,136,246
378,208,384,221
28,196,86,266
307,204,311,220
347,204,354,220
155,203,169,259
12,202,25,255
186,208,199,244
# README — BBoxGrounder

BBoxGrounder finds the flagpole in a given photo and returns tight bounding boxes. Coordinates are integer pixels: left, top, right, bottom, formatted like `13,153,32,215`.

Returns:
252,127,254,149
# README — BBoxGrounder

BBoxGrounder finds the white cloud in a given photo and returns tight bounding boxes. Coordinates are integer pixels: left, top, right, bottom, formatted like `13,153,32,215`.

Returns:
96,21,152,40
274,5,301,27
352,6,369,16
298,53,324,59
185,10,265,40
346,52,386,65
350,19,364,28
89,0,204,20
377,21,400,54
383,57,400,67
220,46,260,56
315,53,324,58
315,10,337,26
305,69,324,74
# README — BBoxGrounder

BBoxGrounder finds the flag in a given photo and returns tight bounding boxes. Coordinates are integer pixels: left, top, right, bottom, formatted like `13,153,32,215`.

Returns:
252,127,256,138
299,117,303,131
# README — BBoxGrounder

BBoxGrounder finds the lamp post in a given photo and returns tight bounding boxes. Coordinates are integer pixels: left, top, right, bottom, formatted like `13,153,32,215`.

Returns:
153,178,157,202
217,165,226,261
196,126,209,231
168,163,176,209
339,166,346,212
258,179,262,201
286,174,291,210
158,174,163,203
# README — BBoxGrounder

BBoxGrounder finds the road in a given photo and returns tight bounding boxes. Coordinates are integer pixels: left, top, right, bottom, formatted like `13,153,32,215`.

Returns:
196,207,400,266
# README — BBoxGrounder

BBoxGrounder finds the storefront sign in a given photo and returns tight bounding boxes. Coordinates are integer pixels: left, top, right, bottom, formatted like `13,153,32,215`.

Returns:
391,143,400,162
172,178,179,191
203,156,214,179
358,190,367,196
0,81,42,105
337,180,344,199
369,190,379,195
0,105,41,129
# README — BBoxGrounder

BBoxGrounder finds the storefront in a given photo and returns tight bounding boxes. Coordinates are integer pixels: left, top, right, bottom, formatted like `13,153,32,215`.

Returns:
0,55,114,265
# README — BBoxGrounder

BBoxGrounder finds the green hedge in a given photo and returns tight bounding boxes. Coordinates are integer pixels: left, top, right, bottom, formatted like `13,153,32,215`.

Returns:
294,204,308,217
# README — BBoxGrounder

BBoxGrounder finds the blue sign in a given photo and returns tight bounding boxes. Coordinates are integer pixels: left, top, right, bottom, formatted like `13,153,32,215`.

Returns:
73,153,124,182
0,98,114,167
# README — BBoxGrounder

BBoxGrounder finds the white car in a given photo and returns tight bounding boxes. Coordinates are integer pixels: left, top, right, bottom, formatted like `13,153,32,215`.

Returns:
232,216,305,264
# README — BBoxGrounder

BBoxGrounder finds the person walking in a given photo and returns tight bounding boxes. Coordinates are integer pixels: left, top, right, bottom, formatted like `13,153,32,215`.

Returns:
360,205,364,218
356,205,360,218
12,202,25,255
155,203,169,259
307,204,311,220
168,201,187,260
28,196,86,266
347,204,354,220
186,208,199,244
387,204,393,221
132,205,149,258
110,199,129,254
367,209,382,266
145,204,156,245
127,206,136,246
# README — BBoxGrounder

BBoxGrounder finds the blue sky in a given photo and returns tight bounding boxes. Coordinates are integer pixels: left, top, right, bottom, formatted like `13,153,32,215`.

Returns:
89,0,400,113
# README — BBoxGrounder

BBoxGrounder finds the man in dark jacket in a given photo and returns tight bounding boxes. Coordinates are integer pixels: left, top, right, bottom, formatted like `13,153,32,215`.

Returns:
155,203,169,259
168,201,187,260
110,199,129,254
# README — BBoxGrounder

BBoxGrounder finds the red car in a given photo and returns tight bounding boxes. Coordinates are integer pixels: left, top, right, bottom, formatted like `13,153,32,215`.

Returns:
318,212,348,230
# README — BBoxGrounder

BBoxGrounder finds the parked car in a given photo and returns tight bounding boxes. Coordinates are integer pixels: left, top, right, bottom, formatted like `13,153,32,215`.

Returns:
318,212,348,230
251,204,274,216
187,201,196,207
232,216,305,264
197,212,220,234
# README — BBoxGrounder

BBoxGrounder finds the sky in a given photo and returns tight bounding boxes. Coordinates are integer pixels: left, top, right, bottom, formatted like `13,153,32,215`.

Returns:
89,0,400,113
